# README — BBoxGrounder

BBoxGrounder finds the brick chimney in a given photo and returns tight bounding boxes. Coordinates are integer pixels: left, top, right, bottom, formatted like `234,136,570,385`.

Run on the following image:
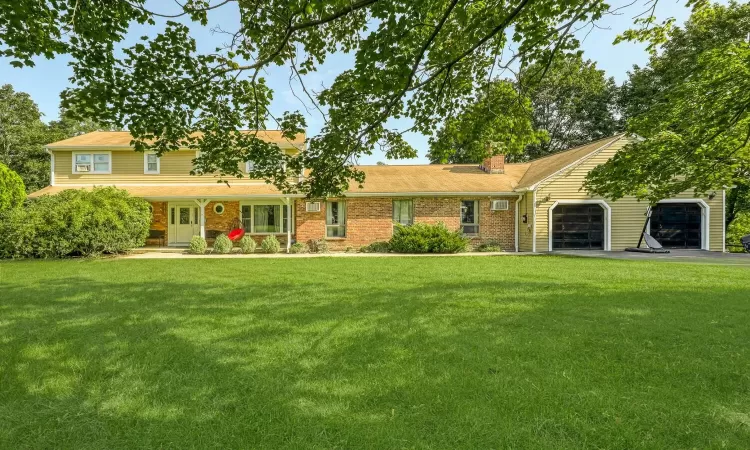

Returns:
480,154,505,174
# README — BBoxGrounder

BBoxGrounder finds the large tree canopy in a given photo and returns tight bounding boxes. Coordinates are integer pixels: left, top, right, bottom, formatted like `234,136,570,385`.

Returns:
426,80,545,164
518,53,621,160
0,84,106,192
1,0,699,196
585,1,750,204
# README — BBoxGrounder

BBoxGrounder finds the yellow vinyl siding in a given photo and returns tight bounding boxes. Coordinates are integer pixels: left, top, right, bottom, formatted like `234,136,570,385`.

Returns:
531,136,724,252
517,191,534,252
53,150,276,185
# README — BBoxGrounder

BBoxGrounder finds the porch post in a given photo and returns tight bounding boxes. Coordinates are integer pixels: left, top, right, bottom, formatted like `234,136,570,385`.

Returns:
285,197,292,253
194,199,209,239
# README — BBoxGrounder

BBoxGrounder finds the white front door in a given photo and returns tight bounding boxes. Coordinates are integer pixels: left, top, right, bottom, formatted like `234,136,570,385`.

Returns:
169,203,199,244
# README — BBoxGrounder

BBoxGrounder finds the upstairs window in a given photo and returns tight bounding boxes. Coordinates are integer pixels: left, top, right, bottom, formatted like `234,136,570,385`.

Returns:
461,200,479,235
144,153,160,174
73,152,111,174
245,160,255,172
393,200,413,226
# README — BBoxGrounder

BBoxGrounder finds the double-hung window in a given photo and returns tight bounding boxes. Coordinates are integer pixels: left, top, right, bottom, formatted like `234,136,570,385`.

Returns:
144,153,160,174
241,204,290,233
73,152,111,174
460,200,479,235
393,200,413,226
326,201,346,238
245,160,255,173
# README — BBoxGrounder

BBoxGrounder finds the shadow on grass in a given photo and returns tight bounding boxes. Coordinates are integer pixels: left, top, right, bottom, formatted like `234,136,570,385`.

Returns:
1,258,749,448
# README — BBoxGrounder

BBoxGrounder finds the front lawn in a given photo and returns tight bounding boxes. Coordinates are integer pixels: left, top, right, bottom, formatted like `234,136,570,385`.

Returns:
1,256,749,448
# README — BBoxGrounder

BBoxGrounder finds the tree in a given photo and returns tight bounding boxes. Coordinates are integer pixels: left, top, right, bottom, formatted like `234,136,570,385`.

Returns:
0,85,105,192
518,53,621,160
427,80,545,163
0,163,25,212
0,84,50,192
6,0,676,196
585,2,750,205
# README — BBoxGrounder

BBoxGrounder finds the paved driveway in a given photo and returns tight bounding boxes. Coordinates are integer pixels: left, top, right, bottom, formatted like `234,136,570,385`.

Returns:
553,249,750,266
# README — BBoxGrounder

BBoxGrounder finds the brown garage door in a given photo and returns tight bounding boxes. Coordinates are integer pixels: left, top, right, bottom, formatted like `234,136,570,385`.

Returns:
651,203,702,249
551,204,605,250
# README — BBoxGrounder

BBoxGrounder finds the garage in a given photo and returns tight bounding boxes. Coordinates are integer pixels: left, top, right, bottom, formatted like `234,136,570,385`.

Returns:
551,204,605,250
650,203,702,249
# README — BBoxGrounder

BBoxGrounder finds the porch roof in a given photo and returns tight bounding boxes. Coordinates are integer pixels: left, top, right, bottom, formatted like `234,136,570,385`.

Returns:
28,184,290,200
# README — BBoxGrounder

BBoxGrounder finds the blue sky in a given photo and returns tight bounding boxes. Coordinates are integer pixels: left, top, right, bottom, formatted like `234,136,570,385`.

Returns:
0,0,696,164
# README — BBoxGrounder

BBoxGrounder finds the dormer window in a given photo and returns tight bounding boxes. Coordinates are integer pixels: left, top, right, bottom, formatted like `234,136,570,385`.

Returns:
73,152,111,174
144,153,160,174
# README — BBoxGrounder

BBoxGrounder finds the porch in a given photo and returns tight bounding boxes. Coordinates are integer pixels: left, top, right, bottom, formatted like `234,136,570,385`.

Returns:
145,197,296,251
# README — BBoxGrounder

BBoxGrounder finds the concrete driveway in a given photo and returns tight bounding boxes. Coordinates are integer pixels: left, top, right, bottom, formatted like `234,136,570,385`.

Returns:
553,249,750,266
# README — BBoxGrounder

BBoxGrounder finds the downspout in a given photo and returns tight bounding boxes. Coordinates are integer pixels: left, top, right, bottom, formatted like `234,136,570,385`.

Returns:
514,194,522,252
531,190,537,253
285,197,292,253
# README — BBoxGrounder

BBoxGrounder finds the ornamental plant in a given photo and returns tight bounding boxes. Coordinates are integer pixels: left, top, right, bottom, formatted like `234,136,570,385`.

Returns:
189,236,207,254
213,234,233,254
261,235,281,253
238,235,257,254
289,242,308,254
389,222,468,254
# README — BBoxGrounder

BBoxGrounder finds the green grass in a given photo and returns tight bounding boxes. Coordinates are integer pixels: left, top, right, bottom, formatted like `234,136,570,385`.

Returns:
1,256,749,449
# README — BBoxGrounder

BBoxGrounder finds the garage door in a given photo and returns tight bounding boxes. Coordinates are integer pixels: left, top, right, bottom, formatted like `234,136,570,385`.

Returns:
651,203,702,249
551,204,605,250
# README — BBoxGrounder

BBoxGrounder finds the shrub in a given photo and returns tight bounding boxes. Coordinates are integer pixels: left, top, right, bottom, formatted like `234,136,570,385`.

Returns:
189,236,207,254
307,239,329,253
238,235,257,254
289,242,308,253
360,241,391,253
213,234,233,254
261,235,281,253
0,187,150,258
475,241,503,252
0,163,25,212
389,222,469,254
727,212,750,252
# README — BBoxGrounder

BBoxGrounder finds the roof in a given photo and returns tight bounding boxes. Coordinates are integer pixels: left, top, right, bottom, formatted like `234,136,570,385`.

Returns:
28,184,286,199
515,134,626,189
45,130,306,148
348,163,528,194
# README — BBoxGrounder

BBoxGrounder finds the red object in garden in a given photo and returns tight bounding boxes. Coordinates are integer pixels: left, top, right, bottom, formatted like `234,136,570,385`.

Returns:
227,228,245,241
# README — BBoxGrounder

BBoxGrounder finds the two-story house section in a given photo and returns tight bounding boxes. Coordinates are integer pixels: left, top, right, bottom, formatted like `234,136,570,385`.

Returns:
29,132,726,252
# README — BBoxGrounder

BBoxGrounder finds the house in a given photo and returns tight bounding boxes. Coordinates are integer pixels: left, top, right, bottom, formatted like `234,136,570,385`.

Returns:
28,132,726,252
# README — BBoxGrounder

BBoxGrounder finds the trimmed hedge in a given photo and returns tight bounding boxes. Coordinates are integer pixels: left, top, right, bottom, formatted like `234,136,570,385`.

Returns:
261,235,281,253
389,223,469,253
189,236,207,254
0,163,25,212
213,234,233,254
239,235,257,254
0,187,151,258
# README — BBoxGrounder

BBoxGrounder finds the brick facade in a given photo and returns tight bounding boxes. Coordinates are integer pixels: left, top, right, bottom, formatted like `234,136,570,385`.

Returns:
294,196,516,251
146,201,169,245
148,196,516,251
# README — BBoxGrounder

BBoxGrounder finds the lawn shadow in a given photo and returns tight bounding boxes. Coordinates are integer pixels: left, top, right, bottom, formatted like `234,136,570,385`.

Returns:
1,259,750,448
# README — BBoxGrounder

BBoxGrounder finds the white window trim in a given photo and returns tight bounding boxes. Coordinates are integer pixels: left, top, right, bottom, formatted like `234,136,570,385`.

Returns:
460,199,480,235
547,200,612,252
72,151,112,174
144,152,160,174
645,199,710,251
245,161,255,173
326,200,347,238
240,200,291,235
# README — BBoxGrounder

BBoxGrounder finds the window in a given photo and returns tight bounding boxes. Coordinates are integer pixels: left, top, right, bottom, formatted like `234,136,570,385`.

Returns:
393,200,413,226
245,160,254,172
241,204,290,233
144,153,160,174
213,203,225,215
326,201,346,237
73,152,110,174
460,200,479,235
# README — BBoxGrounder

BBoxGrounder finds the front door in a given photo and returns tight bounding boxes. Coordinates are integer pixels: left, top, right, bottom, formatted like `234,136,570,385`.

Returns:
169,204,199,244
